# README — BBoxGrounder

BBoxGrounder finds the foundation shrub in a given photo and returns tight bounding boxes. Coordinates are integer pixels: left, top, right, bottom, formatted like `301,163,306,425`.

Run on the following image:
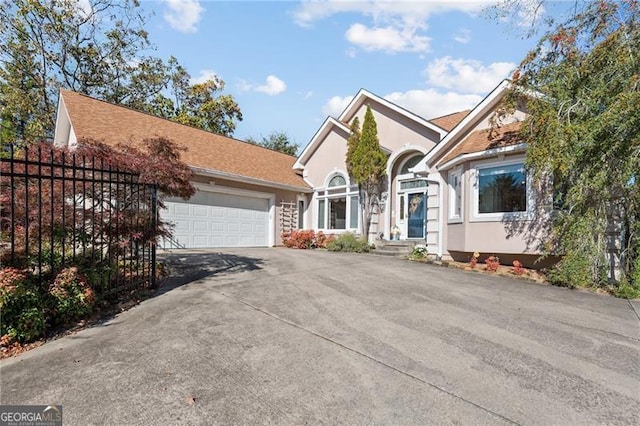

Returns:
281,230,335,249
484,256,500,272
49,267,95,326
410,245,428,259
326,233,370,253
0,268,46,344
512,260,525,275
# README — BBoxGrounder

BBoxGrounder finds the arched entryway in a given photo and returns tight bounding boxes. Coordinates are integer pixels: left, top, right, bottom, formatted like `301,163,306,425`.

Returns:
386,149,428,240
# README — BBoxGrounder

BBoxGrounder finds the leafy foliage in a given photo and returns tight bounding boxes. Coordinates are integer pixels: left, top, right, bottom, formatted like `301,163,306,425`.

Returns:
512,260,525,276
326,233,371,253
484,256,500,272
0,268,46,343
0,139,194,272
345,106,387,240
247,131,299,156
504,0,640,291
409,245,428,259
0,0,242,143
49,267,95,326
281,230,333,249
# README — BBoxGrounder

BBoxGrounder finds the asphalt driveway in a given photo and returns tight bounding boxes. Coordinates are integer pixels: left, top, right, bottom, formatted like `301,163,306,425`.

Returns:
1,248,639,425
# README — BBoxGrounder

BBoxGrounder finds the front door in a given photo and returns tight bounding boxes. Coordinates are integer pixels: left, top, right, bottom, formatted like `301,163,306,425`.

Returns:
407,192,426,239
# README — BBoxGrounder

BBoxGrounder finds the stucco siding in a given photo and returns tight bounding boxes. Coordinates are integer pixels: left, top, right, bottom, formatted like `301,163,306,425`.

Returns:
303,128,350,188
349,101,441,153
440,154,548,256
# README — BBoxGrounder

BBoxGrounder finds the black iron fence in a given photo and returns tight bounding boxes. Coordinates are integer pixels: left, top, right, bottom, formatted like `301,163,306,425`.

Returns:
0,144,157,296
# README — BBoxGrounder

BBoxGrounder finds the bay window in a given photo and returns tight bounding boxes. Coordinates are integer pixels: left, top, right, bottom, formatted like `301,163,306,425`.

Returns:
472,159,531,221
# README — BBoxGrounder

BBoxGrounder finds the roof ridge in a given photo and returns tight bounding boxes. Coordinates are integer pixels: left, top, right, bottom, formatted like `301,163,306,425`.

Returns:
59,89,298,158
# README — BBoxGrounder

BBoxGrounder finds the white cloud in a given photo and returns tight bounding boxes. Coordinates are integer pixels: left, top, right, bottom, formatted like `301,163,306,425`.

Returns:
190,69,219,85
384,89,482,120
453,28,471,44
241,75,287,96
300,91,314,100
255,75,287,96
293,0,493,55
346,23,430,53
164,0,204,33
238,79,252,92
73,0,93,18
425,56,516,94
322,95,354,117
293,1,490,28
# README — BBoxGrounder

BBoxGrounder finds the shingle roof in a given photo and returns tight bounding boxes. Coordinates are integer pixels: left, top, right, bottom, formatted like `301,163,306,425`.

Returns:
437,121,523,166
60,89,309,190
429,110,471,132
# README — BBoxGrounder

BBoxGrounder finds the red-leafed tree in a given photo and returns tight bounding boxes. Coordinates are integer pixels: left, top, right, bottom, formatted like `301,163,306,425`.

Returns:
0,138,194,276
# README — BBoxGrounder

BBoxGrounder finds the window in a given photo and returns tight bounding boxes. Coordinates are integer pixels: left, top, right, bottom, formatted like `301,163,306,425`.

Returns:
329,198,346,229
297,199,305,229
328,175,346,187
476,162,527,215
350,196,359,229
399,155,422,175
317,173,359,231
449,169,463,221
318,199,325,228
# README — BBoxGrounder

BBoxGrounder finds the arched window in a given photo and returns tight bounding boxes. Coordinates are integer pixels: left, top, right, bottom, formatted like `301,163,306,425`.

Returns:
328,174,346,187
400,155,422,175
317,173,358,231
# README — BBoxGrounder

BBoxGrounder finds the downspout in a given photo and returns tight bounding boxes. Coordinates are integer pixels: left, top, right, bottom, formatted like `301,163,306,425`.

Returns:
437,173,445,259
385,173,392,239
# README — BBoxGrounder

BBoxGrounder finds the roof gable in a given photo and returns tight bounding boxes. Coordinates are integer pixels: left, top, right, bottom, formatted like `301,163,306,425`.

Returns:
293,116,350,170
412,80,516,174
339,89,448,138
436,121,524,169
294,88,448,171
56,90,309,190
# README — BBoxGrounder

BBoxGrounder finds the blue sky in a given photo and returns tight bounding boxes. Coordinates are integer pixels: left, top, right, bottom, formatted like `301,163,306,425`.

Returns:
138,1,564,151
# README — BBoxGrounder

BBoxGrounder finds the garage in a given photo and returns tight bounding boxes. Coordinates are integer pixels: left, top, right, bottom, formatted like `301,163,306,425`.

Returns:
161,188,272,249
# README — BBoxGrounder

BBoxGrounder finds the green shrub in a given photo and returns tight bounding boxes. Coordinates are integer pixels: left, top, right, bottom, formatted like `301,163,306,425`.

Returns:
547,252,601,288
614,279,640,299
0,268,46,344
326,233,370,253
49,267,95,326
409,245,428,259
616,256,640,299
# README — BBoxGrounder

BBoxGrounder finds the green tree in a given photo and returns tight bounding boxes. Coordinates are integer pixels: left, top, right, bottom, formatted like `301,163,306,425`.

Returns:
0,0,242,143
503,0,640,293
247,131,299,156
346,106,387,241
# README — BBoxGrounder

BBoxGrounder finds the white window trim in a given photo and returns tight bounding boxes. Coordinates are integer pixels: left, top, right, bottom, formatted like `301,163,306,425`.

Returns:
297,195,306,230
316,172,359,232
469,156,534,223
448,167,463,224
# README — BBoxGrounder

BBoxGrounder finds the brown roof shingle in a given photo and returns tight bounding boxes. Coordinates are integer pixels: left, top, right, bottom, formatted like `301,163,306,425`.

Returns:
429,110,471,132
60,90,309,190
437,121,523,167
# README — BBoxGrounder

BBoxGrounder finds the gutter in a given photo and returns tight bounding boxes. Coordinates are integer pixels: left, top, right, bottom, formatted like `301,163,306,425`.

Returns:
190,166,313,193
436,143,527,171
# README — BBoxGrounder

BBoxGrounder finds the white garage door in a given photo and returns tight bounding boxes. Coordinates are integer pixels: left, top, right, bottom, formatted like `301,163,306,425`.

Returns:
162,190,270,248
